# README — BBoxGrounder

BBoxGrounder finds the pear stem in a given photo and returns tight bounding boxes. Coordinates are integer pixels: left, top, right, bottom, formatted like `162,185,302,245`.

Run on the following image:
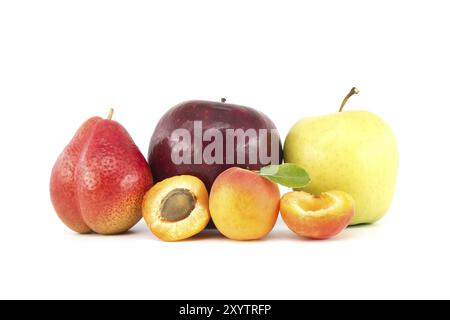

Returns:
107,108,114,120
339,87,359,112
221,98,227,103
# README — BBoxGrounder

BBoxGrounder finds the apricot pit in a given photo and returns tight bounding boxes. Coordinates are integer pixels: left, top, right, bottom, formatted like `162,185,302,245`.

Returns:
160,189,196,222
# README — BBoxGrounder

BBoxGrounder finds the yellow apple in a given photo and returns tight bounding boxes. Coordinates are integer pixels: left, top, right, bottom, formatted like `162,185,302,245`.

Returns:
284,88,399,225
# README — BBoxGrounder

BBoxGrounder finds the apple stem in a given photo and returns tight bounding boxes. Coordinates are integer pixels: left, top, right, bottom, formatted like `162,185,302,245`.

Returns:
339,87,359,112
221,98,227,103
107,108,114,120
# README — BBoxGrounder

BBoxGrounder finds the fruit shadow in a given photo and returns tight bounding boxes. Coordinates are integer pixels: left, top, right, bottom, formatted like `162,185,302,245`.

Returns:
266,224,379,242
69,229,142,239
165,229,279,243
179,229,226,242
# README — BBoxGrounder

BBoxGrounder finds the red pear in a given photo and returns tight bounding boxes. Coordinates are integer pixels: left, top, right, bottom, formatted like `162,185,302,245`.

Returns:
50,109,153,234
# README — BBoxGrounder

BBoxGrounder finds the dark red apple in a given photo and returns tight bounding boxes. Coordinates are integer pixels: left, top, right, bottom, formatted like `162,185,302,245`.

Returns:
148,99,282,191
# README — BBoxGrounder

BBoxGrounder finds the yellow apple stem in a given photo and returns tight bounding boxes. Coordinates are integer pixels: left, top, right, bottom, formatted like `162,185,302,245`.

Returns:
107,108,114,120
339,87,360,112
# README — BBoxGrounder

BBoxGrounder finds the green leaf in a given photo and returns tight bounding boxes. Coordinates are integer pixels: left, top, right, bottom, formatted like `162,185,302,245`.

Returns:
259,163,311,188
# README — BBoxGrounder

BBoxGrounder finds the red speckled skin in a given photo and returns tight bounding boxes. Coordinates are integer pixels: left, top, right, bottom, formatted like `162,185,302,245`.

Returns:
50,117,101,233
148,100,282,191
50,117,153,234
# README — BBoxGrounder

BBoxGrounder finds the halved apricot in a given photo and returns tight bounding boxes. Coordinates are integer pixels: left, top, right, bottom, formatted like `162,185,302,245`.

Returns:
280,190,355,240
142,175,210,241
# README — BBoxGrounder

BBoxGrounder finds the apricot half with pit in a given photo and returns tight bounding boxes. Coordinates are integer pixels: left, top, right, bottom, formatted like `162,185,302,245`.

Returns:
280,190,355,240
142,175,210,241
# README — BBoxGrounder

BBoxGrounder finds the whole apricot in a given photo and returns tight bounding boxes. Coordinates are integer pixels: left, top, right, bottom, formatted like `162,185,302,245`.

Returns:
209,167,280,240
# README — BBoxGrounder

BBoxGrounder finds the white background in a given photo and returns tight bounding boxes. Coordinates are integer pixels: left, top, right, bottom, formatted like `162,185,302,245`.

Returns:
1,0,449,300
